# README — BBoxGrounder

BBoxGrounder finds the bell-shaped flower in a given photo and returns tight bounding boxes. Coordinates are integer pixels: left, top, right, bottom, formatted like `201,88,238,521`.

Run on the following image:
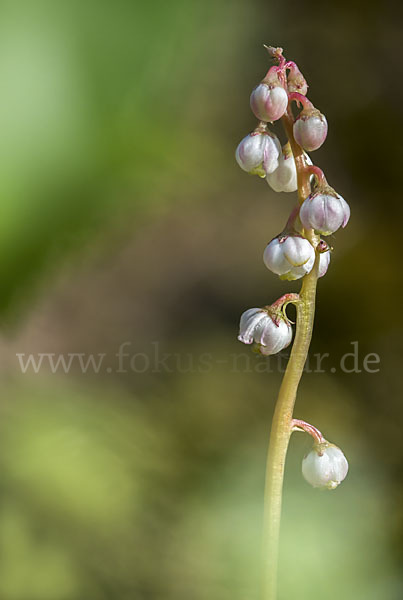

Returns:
318,240,331,278
302,443,349,490
300,189,350,235
266,144,313,193
293,108,328,151
266,143,297,192
238,307,292,356
236,130,281,177
250,82,288,123
263,234,315,280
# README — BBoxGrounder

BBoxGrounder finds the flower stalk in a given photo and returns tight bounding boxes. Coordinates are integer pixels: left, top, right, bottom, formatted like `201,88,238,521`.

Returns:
235,47,350,600
261,186,319,600
291,419,326,444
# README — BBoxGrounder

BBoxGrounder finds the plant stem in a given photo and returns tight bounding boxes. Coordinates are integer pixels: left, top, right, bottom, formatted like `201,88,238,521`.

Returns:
261,108,319,600
261,265,318,600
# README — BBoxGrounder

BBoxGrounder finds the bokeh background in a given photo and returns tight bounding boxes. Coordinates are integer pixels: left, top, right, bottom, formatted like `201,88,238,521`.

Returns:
0,0,402,598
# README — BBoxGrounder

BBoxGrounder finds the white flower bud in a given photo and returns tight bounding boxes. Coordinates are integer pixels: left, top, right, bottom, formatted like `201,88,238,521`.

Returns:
266,143,297,193
238,307,292,355
299,189,350,235
267,144,313,193
302,443,349,490
318,247,331,278
293,109,328,151
235,131,281,177
250,83,288,123
263,235,315,280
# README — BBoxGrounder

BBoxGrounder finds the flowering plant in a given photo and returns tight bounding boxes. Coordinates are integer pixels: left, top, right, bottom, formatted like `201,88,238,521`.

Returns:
236,46,350,600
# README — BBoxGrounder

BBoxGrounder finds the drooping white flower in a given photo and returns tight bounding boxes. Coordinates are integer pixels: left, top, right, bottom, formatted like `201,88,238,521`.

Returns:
302,443,349,490
266,143,297,193
263,234,315,280
293,109,328,151
299,189,350,235
238,307,292,356
250,83,288,123
318,246,331,278
266,143,313,193
235,130,281,177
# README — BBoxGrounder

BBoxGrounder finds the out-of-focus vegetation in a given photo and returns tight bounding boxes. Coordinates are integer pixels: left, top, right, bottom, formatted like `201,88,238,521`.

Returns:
0,0,402,598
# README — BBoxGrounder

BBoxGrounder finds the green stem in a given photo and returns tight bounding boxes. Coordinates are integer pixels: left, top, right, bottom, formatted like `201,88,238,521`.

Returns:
261,264,318,599
261,108,319,600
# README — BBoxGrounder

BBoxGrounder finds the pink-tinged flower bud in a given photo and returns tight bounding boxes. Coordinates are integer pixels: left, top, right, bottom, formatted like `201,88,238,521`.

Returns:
263,234,315,280
302,443,349,490
287,63,308,96
235,130,281,177
250,83,288,123
293,108,328,151
299,188,350,235
238,307,292,355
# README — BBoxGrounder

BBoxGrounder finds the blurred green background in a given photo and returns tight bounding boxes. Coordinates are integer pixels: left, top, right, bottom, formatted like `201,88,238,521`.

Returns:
0,0,402,598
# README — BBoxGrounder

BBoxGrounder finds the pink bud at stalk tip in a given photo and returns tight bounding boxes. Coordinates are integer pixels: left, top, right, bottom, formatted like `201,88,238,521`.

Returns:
287,63,308,96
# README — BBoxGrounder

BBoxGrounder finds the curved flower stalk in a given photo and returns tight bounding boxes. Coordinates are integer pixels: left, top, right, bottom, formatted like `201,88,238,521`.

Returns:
235,46,350,600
